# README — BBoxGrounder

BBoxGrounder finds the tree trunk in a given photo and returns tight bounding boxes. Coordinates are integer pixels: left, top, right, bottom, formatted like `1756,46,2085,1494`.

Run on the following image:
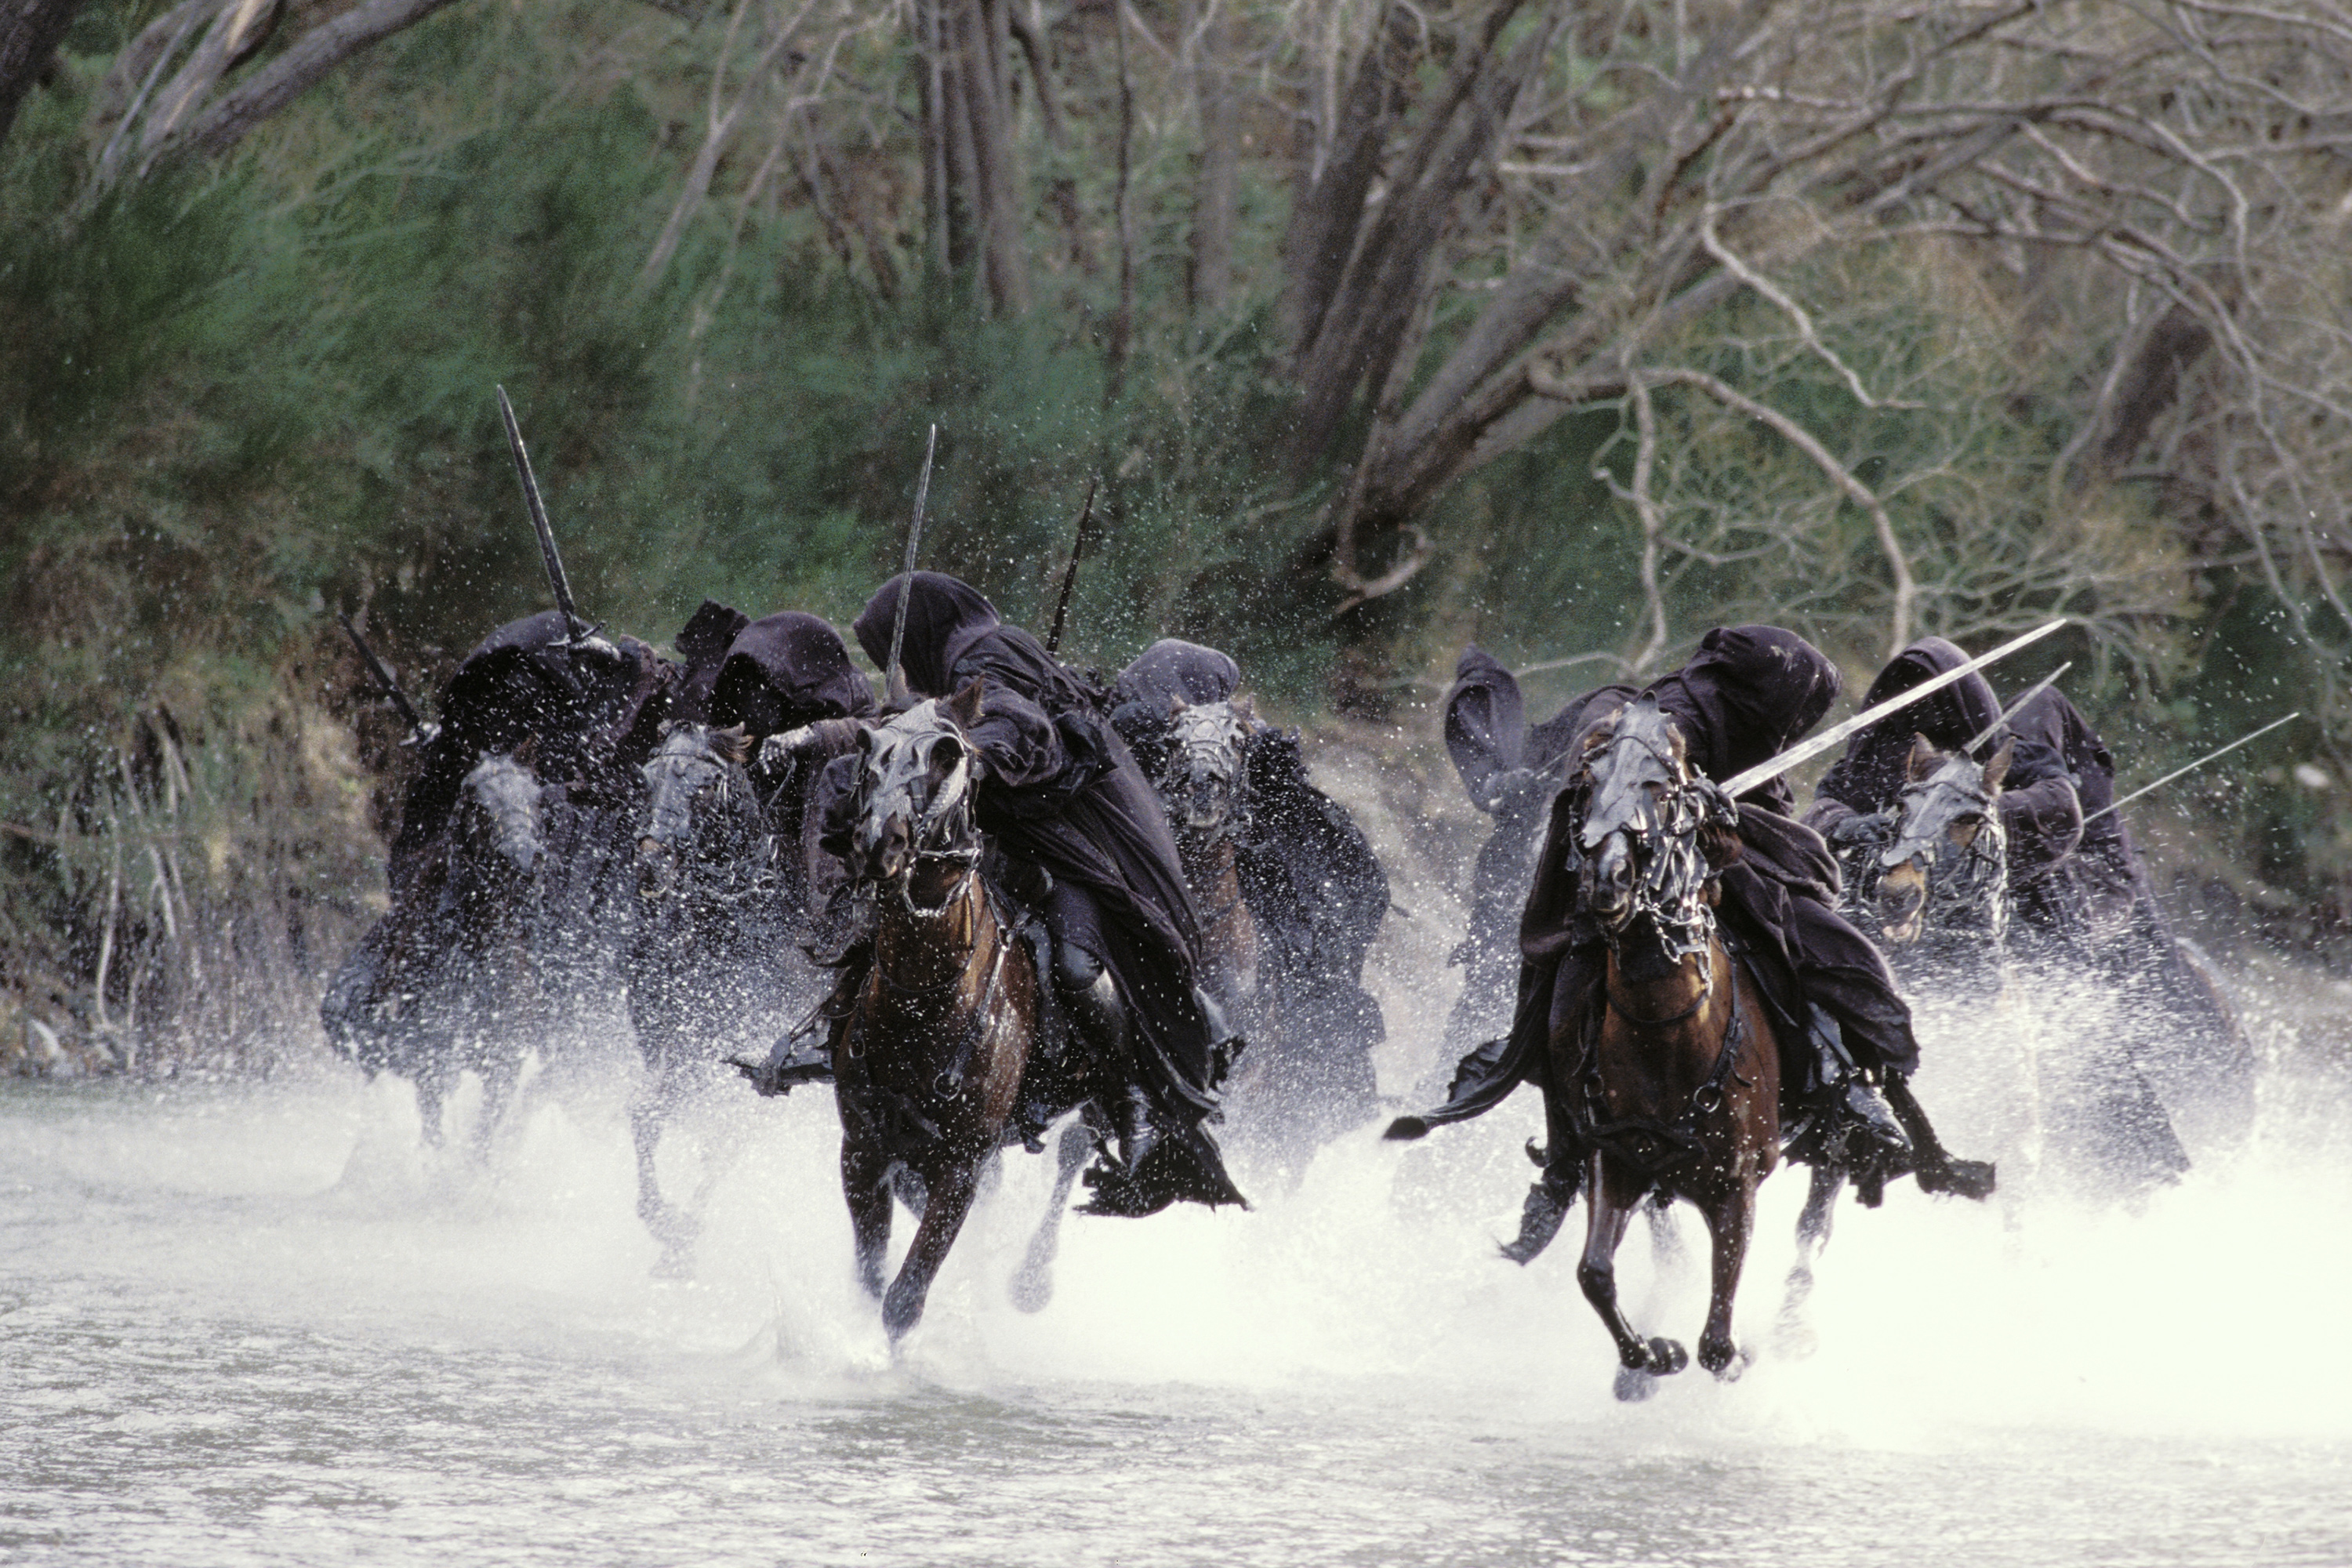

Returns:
1185,0,1234,317
141,0,465,165
0,0,87,146
924,0,1028,316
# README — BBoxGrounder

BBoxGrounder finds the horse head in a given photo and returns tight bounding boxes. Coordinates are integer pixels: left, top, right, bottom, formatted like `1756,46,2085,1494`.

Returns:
1570,695,1738,967
1160,695,1254,841
456,745,546,881
848,680,985,911
1875,733,2010,946
637,724,753,901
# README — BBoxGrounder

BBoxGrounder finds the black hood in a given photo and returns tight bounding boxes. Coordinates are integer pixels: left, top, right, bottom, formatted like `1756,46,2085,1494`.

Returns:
441,612,644,760
1816,636,2001,811
1116,640,1241,713
853,572,1000,699
1646,625,1842,785
710,612,877,734
1443,644,1526,807
670,599,752,724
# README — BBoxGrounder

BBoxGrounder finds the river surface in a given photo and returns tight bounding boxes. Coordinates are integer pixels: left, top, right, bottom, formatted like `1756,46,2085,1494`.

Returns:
6,987,2352,1566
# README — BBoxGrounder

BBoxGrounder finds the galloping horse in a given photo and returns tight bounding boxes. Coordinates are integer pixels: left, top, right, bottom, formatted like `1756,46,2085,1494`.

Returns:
1859,735,2014,984
1555,697,1786,1399
1837,731,2189,1197
833,684,1100,1341
322,746,550,1155
1152,696,1380,1153
626,723,816,1275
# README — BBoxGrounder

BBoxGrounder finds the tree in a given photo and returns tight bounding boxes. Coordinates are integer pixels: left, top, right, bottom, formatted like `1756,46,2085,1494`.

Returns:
1272,0,2352,677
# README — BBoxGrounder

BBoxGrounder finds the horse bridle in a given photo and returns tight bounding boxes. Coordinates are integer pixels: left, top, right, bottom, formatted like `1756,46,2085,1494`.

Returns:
855,702,984,918
1573,720,1734,975
1882,757,2009,942
1162,700,1252,843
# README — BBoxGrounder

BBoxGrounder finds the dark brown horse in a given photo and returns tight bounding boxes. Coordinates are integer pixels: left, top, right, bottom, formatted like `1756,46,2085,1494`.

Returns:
1558,696,1786,1399
833,684,1100,1341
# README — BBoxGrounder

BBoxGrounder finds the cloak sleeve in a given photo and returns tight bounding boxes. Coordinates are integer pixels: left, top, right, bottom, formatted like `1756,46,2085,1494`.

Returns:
1998,771,2084,871
965,685,1068,790
1443,647,1527,812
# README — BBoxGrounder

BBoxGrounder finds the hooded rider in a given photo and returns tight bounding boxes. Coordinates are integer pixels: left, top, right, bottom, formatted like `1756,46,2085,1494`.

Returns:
385,609,674,890
1395,626,1992,1212
1803,635,2086,899
809,574,1247,1216
1435,647,1635,1061
1109,639,1391,1119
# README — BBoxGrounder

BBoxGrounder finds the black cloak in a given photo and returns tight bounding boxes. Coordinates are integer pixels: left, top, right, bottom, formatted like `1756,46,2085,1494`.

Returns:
1405,626,1919,1138
390,611,674,877
1106,641,1389,1068
842,573,1218,1117
709,611,877,735
2002,686,2146,938
671,600,753,724
1806,636,2083,875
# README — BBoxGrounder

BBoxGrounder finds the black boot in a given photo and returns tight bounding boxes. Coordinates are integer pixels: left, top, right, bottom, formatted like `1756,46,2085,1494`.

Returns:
1885,1073,1997,1200
731,953,863,1096
1193,985,1247,1091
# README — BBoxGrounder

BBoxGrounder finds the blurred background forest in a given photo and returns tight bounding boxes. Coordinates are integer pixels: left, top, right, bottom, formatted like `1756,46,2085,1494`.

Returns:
2,0,2348,1069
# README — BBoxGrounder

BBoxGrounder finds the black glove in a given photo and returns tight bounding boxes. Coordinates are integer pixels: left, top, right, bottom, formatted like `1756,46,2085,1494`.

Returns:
1476,766,1546,814
1825,809,1894,849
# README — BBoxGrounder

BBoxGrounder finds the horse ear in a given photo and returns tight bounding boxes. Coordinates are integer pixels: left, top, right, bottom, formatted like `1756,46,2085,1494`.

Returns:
714,724,750,764
948,675,986,731
1982,734,2015,792
1168,692,1187,718
1907,733,1939,782
1233,692,1255,722
513,732,537,770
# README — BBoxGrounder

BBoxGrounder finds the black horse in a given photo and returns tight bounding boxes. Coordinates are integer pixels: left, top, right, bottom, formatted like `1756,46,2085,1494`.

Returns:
625,723,824,1274
322,747,553,1154
1832,731,2190,1200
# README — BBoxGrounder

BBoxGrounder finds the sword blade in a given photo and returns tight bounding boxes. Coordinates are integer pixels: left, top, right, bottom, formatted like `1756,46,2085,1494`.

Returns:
336,611,424,732
1965,662,2071,755
1044,474,1098,656
495,385,586,641
1717,617,2068,799
2082,712,2300,824
885,423,939,703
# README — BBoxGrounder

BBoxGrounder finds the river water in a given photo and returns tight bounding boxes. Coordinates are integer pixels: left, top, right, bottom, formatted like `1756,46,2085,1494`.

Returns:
7,972,2352,1566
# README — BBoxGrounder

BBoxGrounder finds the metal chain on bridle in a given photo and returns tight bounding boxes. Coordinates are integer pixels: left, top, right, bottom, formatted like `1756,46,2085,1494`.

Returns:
1572,721,1737,973
1886,760,2009,944
855,703,984,920
1160,701,1253,844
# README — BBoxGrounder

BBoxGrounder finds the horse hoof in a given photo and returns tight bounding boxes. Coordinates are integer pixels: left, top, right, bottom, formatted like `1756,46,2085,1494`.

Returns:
1648,1337,1689,1375
1773,1314,1819,1361
1613,1366,1659,1403
1007,1265,1053,1315
1700,1341,1749,1381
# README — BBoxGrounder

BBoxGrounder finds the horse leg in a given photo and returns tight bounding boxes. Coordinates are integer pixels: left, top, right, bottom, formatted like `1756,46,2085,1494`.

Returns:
414,1068,448,1151
631,1085,699,1279
474,1043,520,1165
1695,1181,1757,1379
1009,1117,1094,1314
1776,1162,1842,1357
1577,1160,1687,1400
882,1158,984,1345
840,1134,894,1303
